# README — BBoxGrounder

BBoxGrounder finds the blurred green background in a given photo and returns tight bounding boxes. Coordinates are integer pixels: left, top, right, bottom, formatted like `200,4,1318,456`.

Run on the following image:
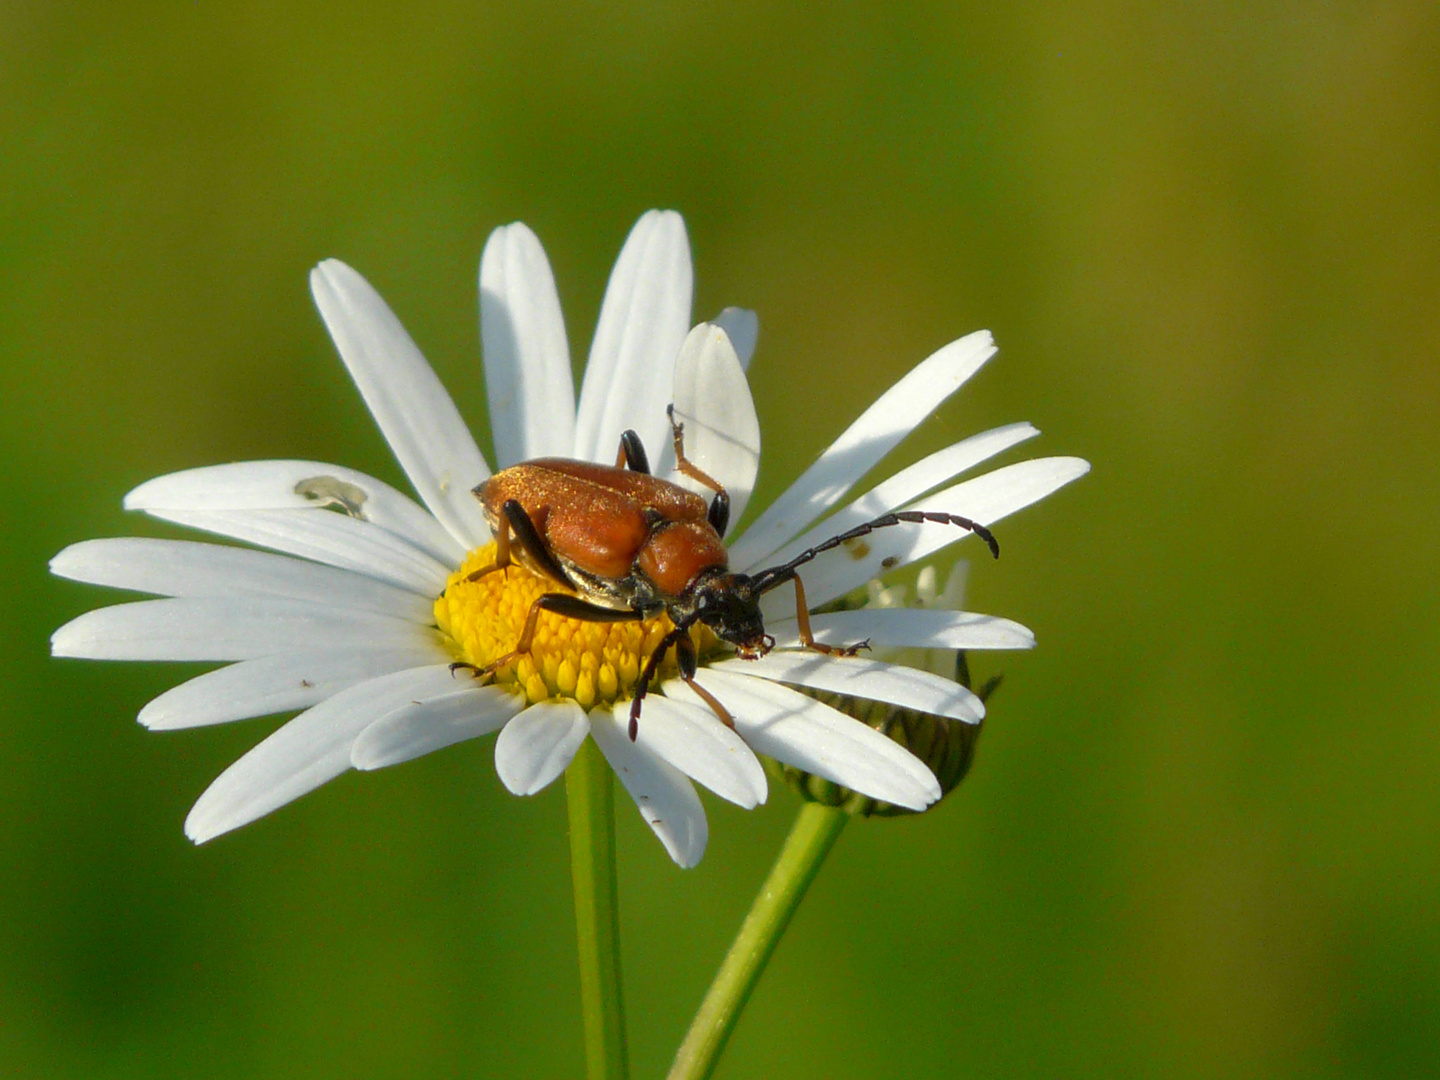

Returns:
4,3,1437,1077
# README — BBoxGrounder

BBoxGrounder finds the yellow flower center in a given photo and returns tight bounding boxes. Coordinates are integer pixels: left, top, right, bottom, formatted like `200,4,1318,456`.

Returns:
434,543,706,709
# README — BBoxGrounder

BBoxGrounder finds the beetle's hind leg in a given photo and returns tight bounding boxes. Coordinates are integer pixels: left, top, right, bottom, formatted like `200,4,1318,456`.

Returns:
666,404,731,537
614,429,651,474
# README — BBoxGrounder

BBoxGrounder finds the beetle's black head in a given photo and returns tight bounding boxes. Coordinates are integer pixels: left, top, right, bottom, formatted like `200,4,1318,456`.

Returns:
687,570,773,658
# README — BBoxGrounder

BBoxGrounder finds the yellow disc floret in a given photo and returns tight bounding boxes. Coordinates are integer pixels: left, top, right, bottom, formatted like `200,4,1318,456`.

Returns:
435,543,706,708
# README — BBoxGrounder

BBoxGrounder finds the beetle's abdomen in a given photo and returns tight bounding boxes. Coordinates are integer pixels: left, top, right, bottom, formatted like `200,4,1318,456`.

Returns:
636,521,729,597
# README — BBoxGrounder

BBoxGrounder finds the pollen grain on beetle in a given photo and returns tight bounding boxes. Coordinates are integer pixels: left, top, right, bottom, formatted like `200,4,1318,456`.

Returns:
435,544,694,709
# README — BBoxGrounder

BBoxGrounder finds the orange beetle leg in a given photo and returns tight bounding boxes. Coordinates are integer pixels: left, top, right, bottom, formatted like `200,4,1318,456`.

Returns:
681,675,735,730
666,404,726,498
792,573,869,657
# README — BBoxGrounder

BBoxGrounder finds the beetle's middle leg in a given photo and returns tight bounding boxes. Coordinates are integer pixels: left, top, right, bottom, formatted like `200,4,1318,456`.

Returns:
476,593,643,681
666,403,731,536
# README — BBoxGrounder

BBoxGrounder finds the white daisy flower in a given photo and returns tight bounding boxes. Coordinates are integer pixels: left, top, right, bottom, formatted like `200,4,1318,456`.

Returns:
50,210,1088,868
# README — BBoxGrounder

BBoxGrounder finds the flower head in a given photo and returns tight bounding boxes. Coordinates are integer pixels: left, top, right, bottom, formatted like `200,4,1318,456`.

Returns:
51,210,1087,867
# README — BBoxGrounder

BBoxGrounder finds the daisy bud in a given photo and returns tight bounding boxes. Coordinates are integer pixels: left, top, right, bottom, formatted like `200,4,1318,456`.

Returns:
774,655,995,817
773,562,1008,816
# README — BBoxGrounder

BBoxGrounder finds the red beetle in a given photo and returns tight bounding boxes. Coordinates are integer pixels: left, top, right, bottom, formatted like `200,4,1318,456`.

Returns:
464,407,998,738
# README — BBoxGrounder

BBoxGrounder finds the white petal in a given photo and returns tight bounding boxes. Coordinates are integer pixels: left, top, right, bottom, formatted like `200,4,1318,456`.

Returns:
775,456,1090,611
480,223,576,467
574,211,693,464
351,683,521,770
139,646,449,729
139,508,450,596
767,609,1036,652
52,597,440,661
589,707,707,868
664,669,941,811
714,653,984,723
184,664,460,843
123,460,465,565
51,538,433,623
711,307,758,371
621,695,767,808
310,260,493,548
663,322,762,530
744,422,1039,573
492,700,590,795
727,331,997,569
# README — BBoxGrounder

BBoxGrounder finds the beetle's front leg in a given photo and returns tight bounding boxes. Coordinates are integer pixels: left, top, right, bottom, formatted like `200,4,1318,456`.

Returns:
629,623,689,740
789,573,870,657
673,632,735,731
629,624,736,739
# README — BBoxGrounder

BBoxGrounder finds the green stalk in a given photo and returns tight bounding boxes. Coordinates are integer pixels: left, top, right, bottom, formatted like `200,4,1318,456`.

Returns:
667,802,849,1080
566,737,629,1080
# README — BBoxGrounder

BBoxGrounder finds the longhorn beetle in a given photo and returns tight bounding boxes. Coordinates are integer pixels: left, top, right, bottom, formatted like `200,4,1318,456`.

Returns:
462,406,998,739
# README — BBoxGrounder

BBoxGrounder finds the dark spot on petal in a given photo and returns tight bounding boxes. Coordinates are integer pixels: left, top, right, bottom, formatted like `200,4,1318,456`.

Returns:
295,475,369,518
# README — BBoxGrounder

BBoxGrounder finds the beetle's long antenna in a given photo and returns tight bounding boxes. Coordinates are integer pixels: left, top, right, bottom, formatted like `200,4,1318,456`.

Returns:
750,510,999,596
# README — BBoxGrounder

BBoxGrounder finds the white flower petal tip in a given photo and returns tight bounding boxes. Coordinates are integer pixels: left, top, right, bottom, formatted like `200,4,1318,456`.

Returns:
589,708,708,868
769,610,1036,653
752,421,1044,575
716,653,985,724
183,665,461,843
493,700,591,796
711,307,758,371
49,537,435,624
350,684,521,771
727,330,998,570
49,597,439,662
772,455,1094,614
480,222,576,467
309,259,493,550
575,210,694,465
666,670,941,812
668,322,761,526
618,696,768,809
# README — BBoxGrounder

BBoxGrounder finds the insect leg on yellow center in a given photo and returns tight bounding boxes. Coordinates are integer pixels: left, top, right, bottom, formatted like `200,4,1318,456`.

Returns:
629,620,734,740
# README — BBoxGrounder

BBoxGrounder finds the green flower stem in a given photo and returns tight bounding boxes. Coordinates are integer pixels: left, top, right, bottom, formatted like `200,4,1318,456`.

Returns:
566,737,629,1080
667,802,850,1080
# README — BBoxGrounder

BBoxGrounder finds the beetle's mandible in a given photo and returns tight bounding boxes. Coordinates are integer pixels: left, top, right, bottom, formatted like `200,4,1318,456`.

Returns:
457,406,999,740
